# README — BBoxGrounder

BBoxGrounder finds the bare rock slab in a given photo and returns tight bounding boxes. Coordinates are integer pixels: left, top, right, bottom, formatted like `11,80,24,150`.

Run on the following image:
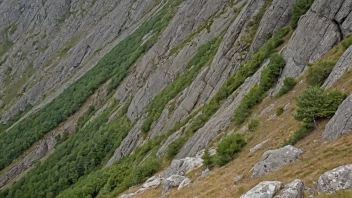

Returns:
252,145,303,178
276,179,305,198
162,175,187,195
240,181,282,198
322,94,352,141
317,164,352,194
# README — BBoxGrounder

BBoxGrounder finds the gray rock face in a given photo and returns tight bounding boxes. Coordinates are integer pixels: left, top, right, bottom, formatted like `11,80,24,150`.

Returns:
322,46,352,89
164,157,203,178
249,0,296,56
162,175,188,195
274,0,352,93
177,60,267,159
276,179,305,198
317,164,352,193
322,94,352,141
252,145,303,178
241,181,282,198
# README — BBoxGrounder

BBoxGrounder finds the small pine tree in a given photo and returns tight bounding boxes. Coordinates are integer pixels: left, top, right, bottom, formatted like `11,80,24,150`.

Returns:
202,149,212,168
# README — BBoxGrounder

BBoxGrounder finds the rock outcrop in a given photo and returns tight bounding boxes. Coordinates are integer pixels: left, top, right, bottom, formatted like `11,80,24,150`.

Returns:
250,140,270,154
276,179,305,198
323,46,352,89
162,175,189,195
252,145,303,178
322,94,352,141
317,164,352,194
274,0,352,93
241,181,282,198
164,157,203,178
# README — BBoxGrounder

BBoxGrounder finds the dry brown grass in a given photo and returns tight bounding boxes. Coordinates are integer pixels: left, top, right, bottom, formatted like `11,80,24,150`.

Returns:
133,73,352,198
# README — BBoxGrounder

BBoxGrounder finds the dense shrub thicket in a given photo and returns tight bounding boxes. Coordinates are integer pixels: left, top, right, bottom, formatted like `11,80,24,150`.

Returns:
232,53,285,125
0,0,178,172
290,0,314,29
215,134,246,166
276,77,297,97
307,61,336,87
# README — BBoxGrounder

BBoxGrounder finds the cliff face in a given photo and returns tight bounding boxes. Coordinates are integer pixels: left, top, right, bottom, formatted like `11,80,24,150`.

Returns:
1,0,352,197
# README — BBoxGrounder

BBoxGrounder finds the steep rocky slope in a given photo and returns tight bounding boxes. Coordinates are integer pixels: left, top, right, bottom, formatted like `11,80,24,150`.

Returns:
1,0,352,197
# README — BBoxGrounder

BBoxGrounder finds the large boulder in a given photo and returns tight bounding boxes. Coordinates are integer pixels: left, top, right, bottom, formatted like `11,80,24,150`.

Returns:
177,177,191,190
164,157,203,178
252,146,303,178
276,179,305,198
162,175,188,194
322,94,352,141
317,164,352,193
241,181,282,198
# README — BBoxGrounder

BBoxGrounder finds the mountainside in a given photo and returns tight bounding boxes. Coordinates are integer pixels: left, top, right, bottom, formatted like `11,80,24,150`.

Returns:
0,0,352,197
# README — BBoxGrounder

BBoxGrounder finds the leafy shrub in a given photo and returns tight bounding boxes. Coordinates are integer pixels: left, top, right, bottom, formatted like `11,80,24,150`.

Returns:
282,122,315,146
202,149,213,168
165,137,186,160
215,134,246,166
233,54,285,125
276,107,284,116
295,87,346,123
248,118,260,131
307,61,336,86
290,0,314,29
276,77,297,97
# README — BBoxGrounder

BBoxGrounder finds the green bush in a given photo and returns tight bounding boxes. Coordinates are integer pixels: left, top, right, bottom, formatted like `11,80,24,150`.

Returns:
282,122,315,146
248,118,260,131
215,134,246,166
202,149,213,168
290,0,314,29
165,137,186,160
276,77,297,97
307,61,336,87
295,87,346,123
276,107,284,116
233,53,285,125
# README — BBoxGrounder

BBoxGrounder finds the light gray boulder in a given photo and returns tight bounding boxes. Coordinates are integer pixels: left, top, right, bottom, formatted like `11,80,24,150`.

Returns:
162,175,187,194
240,181,282,198
142,175,162,189
322,94,352,141
178,177,191,190
276,179,305,198
164,157,203,178
317,164,352,194
252,146,303,178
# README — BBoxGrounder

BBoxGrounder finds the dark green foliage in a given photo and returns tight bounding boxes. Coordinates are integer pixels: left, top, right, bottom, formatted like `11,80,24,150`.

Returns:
183,28,289,137
0,0,177,172
248,118,259,131
307,61,336,87
276,77,297,97
0,39,13,57
141,37,222,134
215,134,246,166
1,105,33,130
233,53,285,125
282,122,315,146
290,0,314,29
295,87,346,123
202,149,213,168
76,105,95,129
276,107,284,116
165,137,186,160
342,35,352,50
